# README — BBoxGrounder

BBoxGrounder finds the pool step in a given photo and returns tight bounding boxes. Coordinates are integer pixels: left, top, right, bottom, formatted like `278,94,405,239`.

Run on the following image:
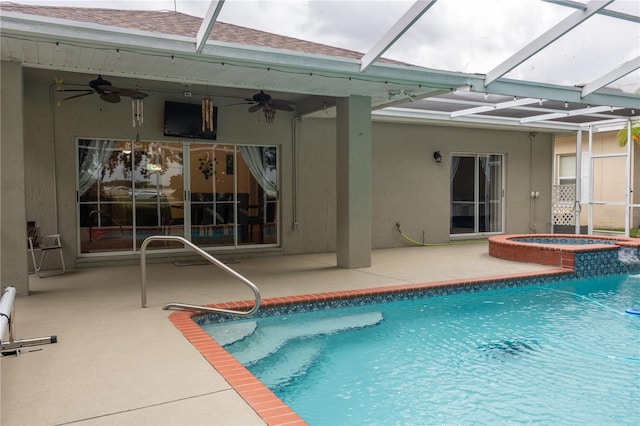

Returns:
228,311,384,366
208,321,257,346
252,341,323,389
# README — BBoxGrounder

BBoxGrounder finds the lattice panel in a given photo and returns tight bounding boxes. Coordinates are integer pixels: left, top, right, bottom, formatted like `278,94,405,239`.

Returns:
552,184,575,226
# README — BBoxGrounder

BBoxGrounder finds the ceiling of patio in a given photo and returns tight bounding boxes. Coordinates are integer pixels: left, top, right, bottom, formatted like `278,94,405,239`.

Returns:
1,0,638,133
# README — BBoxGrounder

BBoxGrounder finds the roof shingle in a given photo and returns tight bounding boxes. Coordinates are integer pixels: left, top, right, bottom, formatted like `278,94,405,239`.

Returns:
0,2,369,60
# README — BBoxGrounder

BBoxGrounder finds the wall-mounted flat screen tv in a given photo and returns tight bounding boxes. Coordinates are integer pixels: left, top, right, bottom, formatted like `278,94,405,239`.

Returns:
164,101,217,140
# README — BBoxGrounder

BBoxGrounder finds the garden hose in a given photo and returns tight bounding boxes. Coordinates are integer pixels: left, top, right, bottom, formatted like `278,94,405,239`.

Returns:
396,223,487,247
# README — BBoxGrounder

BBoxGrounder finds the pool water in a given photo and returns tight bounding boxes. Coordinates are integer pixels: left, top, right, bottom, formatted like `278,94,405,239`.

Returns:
203,275,640,425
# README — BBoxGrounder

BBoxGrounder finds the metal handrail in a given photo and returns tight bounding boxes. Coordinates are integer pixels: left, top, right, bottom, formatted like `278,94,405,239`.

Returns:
140,236,261,317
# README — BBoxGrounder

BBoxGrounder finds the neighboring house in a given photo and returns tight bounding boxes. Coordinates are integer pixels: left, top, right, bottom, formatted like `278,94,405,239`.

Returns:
554,130,636,234
1,3,638,296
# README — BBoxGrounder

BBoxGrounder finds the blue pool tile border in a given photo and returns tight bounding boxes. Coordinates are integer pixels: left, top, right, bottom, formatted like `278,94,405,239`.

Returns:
513,236,618,245
194,272,579,326
575,247,640,277
194,244,640,326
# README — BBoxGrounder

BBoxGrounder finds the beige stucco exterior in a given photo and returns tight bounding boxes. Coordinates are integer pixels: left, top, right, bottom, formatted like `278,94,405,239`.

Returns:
5,65,556,294
1,63,28,293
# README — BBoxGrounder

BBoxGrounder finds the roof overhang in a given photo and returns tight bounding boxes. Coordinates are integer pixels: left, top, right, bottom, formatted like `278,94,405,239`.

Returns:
1,6,638,132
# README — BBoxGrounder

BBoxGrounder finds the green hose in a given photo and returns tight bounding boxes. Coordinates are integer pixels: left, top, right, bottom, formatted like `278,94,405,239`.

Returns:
396,223,487,247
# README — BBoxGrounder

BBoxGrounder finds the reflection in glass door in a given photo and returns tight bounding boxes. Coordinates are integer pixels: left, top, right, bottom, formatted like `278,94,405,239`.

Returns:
77,139,185,253
237,146,278,245
78,139,279,255
78,139,134,253
133,141,184,250
450,154,503,235
190,144,237,246
189,144,279,246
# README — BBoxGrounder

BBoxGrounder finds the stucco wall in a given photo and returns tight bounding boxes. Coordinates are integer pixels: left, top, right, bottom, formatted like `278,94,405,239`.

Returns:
22,73,553,267
1,62,28,295
369,123,553,244
285,118,553,252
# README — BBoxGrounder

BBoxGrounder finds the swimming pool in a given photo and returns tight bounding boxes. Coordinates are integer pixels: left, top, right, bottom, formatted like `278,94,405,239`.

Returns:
201,273,640,425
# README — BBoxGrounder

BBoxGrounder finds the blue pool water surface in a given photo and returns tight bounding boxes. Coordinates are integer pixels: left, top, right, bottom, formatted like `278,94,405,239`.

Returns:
203,275,640,425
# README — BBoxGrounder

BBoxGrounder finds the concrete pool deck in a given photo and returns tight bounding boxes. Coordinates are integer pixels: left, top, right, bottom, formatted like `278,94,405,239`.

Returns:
1,243,559,425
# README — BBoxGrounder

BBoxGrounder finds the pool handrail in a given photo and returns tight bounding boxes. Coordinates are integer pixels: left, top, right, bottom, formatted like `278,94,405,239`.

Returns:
140,235,261,316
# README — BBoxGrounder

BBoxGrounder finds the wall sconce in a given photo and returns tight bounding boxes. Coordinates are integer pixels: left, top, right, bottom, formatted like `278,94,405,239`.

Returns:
433,151,442,163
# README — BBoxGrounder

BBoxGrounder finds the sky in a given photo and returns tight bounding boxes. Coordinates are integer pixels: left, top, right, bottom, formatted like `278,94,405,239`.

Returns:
10,0,640,93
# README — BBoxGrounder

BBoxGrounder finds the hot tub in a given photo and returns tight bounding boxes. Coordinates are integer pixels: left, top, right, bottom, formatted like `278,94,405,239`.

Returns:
488,234,640,276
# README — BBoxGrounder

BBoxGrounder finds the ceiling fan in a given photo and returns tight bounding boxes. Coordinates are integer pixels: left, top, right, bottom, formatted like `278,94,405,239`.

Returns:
58,75,148,103
243,90,294,123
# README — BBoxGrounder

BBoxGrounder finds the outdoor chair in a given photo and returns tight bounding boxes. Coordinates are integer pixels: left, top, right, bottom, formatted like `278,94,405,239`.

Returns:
27,221,65,277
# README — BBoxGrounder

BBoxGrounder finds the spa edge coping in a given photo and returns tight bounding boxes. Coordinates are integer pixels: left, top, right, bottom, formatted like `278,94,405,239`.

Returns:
489,233,640,253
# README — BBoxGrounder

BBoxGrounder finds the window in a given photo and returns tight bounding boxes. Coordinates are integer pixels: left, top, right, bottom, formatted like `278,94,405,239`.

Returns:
558,155,576,186
450,154,504,235
77,139,279,255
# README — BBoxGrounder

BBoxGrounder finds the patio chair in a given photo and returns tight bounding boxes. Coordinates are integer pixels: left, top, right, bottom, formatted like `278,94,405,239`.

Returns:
27,221,65,277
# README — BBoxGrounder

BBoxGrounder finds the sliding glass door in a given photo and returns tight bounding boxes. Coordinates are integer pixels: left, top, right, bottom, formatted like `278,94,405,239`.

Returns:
450,154,503,235
78,139,279,255
237,146,278,245
190,144,237,246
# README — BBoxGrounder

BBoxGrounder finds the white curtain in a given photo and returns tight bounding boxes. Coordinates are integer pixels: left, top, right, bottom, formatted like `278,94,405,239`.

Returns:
450,156,460,183
78,140,115,196
238,146,278,197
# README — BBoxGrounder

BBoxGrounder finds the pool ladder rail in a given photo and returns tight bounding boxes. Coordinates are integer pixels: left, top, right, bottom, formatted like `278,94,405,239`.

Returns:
140,236,261,317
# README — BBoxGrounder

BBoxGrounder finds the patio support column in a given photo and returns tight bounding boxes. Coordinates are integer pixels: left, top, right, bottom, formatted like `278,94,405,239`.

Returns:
0,61,29,295
335,95,372,268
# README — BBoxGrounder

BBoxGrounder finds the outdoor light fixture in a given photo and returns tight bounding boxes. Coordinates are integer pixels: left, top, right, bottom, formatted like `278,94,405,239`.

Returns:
433,151,442,163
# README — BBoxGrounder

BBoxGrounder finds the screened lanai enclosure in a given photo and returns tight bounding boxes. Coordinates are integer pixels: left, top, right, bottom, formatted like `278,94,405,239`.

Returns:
1,0,639,295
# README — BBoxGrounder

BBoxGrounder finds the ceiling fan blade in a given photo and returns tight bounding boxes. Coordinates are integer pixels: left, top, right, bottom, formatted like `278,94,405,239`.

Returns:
272,103,294,112
96,84,119,93
63,91,94,101
61,89,94,93
100,93,121,103
248,104,263,113
226,101,254,107
117,88,149,99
